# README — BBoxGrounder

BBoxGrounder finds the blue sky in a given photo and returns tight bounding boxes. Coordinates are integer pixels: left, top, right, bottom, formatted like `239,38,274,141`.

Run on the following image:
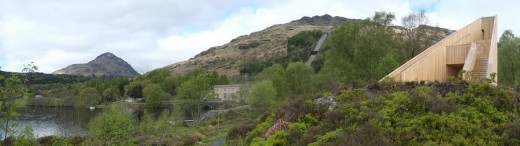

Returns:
409,0,440,13
0,0,518,73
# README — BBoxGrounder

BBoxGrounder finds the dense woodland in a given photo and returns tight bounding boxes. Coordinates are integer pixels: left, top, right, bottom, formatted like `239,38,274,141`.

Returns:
0,11,520,145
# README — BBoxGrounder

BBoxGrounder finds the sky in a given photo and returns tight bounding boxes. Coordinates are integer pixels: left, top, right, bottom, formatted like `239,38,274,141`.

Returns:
0,0,518,73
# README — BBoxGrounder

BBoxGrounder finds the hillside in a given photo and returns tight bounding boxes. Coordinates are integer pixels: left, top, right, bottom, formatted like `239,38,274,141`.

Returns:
53,52,140,78
159,15,355,76
158,14,453,76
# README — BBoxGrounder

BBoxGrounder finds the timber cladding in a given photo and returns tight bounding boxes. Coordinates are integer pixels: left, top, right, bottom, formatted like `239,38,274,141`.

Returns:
384,16,498,82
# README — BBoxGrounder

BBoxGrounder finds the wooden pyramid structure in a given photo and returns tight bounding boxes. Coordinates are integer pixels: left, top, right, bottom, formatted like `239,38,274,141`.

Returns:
384,16,498,83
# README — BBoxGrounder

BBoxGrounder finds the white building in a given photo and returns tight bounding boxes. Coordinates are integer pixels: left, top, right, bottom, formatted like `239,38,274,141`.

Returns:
214,84,241,101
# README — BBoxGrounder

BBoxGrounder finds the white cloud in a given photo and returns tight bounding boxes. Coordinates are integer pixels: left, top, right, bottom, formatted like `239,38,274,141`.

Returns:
426,0,519,36
0,0,518,73
0,0,247,73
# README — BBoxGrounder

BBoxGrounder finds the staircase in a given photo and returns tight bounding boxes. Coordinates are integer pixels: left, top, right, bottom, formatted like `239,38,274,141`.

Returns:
473,58,488,80
305,33,328,65
467,40,491,81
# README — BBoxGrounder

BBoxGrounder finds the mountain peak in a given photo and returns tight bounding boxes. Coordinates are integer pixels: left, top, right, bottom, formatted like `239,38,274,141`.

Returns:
97,52,116,58
91,52,124,64
53,52,140,78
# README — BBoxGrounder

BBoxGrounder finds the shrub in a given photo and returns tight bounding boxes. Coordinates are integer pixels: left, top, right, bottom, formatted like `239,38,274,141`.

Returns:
409,86,459,114
283,98,327,121
245,114,275,142
336,88,367,103
490,87,518,113
287,123,307,144
227,124,255,140
429,95,458,114
87,103,135,146
333,123,391,146
297,114,318,126
504,119,520,145
308,128,341,146
325,110,344,125
250,131,289,146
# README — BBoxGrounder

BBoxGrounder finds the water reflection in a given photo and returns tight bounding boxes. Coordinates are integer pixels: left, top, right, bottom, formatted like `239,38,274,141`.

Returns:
2,106,101,138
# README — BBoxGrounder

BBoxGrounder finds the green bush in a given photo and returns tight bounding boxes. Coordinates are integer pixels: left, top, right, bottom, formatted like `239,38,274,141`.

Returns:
336,88,367,103
79,87,102,106
87,103,135,146
250,131,289,146
288,123,307,134
297,114,318,126
143,83,165,108
245,114,275,142
337,123,391,146
308,128,341,146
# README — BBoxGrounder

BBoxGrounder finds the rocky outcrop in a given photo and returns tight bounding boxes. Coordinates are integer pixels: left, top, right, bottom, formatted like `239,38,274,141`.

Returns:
292,14,356,26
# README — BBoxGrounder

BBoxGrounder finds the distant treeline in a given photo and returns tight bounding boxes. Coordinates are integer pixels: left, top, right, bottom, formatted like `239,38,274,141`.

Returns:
0,71,94,84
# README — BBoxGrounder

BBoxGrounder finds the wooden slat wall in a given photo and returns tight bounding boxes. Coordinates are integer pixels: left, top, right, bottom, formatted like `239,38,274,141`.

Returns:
385,16,497,82
446,44,471,65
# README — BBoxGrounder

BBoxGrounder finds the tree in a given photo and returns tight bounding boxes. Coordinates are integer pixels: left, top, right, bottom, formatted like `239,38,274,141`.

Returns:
83,78,105,94
286,62,314,96
240,60,272,75
88,103,135,146
125,81,143,99
401,10,441,59
248,80,277,111
376,52,401,78
500,29,515,41
143,83,165,108
372,11,395,26
320,14,401,83
498,30,520,86
208,71,230,85
109,76,130,96
79,87,101,106
259,64,289,100
0,62,37,139
236,82,253,102
175,74,215,120
161,76,177,96
103,86,121,102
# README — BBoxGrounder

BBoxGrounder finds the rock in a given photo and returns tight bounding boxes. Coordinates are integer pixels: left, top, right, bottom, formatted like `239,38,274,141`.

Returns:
294,14,355,26
238,41,262,50
316,96,336,111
